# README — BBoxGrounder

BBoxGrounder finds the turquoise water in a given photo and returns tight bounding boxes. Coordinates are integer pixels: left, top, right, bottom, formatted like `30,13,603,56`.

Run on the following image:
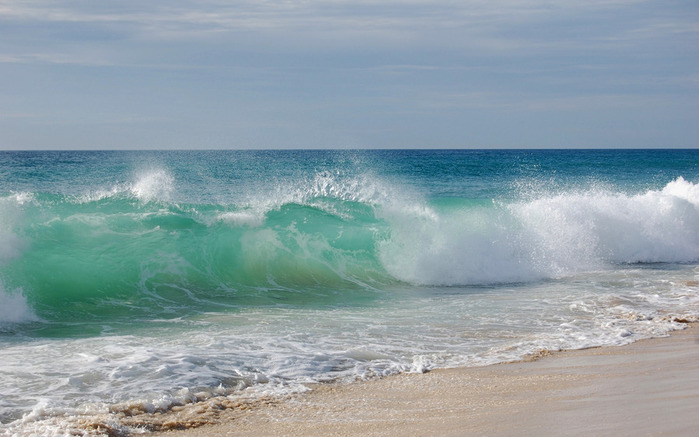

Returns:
1,150,698,435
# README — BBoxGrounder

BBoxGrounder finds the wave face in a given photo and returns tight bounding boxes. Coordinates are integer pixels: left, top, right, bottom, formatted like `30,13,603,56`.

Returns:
0,150,698,326
0,192,391,326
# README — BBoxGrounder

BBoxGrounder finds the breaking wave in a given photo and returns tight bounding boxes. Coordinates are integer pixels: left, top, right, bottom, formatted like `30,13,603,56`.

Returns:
1,172,697,323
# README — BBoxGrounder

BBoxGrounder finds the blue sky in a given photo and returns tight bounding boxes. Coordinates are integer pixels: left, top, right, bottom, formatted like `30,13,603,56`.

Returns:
0,0,697,149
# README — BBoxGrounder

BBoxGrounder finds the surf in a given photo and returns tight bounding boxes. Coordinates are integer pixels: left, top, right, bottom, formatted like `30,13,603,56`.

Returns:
1,167,698,328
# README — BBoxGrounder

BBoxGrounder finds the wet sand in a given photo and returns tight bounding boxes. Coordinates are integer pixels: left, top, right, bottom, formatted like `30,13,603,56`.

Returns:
153,324,698,436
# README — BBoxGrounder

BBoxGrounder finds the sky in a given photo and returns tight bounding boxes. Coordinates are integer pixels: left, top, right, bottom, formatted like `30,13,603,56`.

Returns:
0,0,697,150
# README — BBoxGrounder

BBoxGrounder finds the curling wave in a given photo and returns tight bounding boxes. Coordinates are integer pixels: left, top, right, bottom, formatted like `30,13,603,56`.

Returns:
0,174,697,324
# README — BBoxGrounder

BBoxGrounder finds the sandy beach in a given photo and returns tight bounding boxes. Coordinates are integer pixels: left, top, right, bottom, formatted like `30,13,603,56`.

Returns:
147,323,698,437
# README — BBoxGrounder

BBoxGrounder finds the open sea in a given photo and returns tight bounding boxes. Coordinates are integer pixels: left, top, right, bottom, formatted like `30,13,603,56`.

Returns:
1,149,698,435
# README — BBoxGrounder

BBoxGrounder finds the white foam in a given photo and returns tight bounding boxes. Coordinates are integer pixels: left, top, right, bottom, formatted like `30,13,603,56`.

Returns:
130,168,175,203
662,176,699,204
379,178,699,286
514,177,699,266
0,285,37,325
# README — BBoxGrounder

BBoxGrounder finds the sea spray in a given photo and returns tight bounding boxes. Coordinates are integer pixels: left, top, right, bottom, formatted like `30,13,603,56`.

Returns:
0,285,37,325
130,167,175,203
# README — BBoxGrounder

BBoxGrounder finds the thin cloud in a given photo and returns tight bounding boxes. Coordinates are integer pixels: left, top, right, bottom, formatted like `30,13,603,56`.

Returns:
2,1,689,63
0,0,696,149
0,52,115,66
0,1,657,39
0,112,39,119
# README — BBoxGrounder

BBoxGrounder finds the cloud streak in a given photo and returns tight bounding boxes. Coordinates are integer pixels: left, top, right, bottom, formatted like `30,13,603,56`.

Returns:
1,1,676,43
2,1,695,65
0,0,697,149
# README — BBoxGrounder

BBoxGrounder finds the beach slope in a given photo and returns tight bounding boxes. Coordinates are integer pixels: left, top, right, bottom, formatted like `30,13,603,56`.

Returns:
156,325,698,436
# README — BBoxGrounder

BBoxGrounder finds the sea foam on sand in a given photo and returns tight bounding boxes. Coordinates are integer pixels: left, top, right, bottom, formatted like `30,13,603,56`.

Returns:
142,324,699,437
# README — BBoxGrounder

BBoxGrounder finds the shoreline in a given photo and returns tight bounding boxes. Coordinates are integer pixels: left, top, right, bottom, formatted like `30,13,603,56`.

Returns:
148,323,699,436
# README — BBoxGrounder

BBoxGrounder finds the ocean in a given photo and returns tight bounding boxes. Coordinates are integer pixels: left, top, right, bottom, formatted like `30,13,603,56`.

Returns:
0,149,697,435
